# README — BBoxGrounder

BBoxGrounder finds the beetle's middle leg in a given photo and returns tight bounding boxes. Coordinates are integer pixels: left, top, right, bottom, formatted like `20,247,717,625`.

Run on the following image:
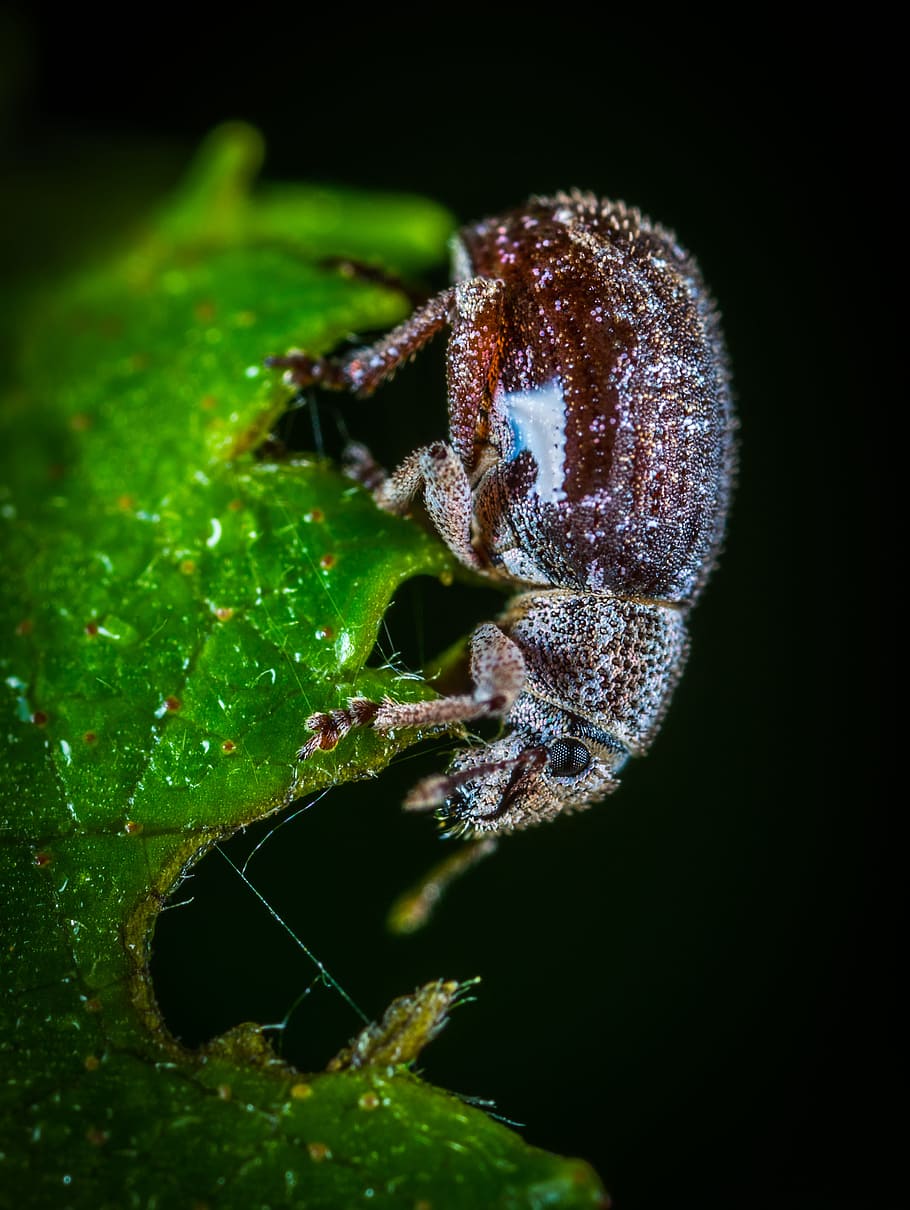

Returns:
298,621,526,759
350,440,479,572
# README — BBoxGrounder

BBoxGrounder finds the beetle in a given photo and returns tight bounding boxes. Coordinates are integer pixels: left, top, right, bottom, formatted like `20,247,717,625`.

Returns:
269,191,735,840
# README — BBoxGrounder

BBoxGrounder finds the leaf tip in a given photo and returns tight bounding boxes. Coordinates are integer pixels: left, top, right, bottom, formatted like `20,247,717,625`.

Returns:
163,121,266,241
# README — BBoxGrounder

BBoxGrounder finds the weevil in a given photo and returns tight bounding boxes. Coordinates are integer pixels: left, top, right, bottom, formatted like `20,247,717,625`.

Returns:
270,192,735,840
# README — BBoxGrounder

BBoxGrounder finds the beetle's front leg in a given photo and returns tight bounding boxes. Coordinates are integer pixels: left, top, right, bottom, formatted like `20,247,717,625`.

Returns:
298,622,526,759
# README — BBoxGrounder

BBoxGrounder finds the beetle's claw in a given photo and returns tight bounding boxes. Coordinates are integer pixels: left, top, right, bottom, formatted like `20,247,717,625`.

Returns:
297,699,381,761
296,710,343,760
296,713,336,760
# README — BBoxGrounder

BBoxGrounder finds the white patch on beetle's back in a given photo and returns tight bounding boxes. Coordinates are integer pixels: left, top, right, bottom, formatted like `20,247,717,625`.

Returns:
499,379,568,504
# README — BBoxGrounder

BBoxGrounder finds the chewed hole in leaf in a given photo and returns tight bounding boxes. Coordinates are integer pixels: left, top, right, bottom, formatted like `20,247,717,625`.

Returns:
150,757,474,1074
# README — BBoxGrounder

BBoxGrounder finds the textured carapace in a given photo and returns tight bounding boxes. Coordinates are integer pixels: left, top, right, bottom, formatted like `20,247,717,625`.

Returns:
270,192,735,838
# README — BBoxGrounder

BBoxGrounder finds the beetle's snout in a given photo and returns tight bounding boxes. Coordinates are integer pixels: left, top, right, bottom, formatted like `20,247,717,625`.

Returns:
434,777,525,839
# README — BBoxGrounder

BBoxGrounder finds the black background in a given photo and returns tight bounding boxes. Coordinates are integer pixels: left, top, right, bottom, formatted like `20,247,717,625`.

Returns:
2,9,888,1209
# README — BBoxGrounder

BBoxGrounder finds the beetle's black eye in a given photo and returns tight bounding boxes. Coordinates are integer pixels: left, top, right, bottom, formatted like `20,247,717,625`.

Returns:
547,738,591,777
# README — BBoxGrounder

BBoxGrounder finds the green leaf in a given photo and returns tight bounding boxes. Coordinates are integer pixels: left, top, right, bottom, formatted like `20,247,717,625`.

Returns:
0,125,607,1208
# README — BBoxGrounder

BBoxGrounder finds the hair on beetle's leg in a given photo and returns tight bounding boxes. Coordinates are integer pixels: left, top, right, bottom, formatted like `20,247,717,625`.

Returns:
372,441,483,572
343,439,482,574
369,621,525,732
266,287,457,396
386,837,499,935
297,622,526,759
267,273,505,401
297,698,381,760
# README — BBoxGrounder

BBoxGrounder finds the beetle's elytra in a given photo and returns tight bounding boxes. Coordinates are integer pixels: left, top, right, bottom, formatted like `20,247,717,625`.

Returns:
270,192,735,838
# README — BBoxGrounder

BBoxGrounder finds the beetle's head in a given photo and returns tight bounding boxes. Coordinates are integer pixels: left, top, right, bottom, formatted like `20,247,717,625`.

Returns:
404,719,629,836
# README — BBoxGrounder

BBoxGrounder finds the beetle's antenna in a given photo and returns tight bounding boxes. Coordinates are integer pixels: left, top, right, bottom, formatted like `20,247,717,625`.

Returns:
403,745,547,812
402,760,513,810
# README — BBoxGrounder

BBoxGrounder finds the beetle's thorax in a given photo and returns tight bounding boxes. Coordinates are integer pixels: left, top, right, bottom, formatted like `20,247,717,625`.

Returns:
501,590,688,754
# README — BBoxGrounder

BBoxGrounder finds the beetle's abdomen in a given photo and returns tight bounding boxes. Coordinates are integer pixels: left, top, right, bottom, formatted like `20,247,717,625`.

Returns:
461,194,734,605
